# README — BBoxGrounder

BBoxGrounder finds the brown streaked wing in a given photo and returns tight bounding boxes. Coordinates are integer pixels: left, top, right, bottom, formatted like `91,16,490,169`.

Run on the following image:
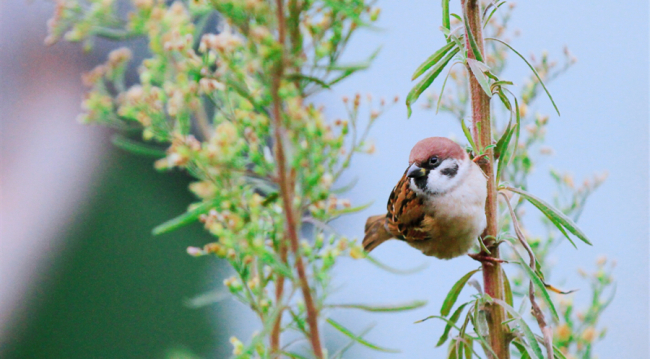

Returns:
385,171,431,241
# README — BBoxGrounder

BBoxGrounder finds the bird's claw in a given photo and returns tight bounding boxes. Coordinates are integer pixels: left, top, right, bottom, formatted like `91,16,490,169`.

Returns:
468,253,506,266
472,154,488,165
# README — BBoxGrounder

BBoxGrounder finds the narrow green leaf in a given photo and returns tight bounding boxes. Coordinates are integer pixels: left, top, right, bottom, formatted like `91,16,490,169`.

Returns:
512,95,521,168
323,47,380,72
509,245,560,322
406,47,459,117
283,352,309,359
152,200,218,235
332,176,358,194
496,92,521,186
366,255,428,275
481,0,499,18
462,8,484,62
467,308,499,359
494,117,514,160
330,201,373,217
93,27,136,41
504,186,591,246
460,119,478,154
485,37,560,116
436,302,470,347
455,339,464,359
415,315,463,329
330,300,427,312
327,318,400,353
183,289,229,309
450,33,465,54
286,73,331,89
331,325,375,359
447,339,458,359
534,336,568,359
327,69,355,87
547,213,576,248
288,308,307,333
441,269,480,316
467,59,492,97
411,42,456,80
492,80,514,87
226,76,269,116
451,13,463,22
552,344,568,359
259,251,293,278
442,0,451,36
261,192,279,206
496,122,515,183
512,340,532,359
436,61,463,114
493,299,544,359
321,46,381,87
111,135,166,158
502,269,514,307
484,71,499,81
463,302,474,341
496,88,512,111
475,309,489,338
483,1,506,28
473,238,490,258
463,337,473,359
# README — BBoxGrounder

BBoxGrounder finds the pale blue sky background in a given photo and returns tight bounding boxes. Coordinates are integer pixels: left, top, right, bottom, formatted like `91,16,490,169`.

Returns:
314,1,649,358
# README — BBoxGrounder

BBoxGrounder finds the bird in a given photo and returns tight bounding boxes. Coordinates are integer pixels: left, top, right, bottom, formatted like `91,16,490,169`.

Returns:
363,137,487,259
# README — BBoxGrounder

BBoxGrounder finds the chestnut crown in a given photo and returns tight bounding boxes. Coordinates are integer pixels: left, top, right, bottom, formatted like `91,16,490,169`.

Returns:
408,137,466,166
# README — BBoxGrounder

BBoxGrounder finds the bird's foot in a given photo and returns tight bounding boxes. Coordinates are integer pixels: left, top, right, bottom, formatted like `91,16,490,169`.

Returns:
468,253,506,266
472,153,488,165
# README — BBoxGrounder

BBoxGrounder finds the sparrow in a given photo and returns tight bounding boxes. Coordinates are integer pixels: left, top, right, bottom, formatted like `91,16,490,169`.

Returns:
363,137,487,259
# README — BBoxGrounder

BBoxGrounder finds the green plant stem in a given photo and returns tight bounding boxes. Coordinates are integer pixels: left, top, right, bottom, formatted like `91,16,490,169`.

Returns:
271,1,324,358
462,0,510,357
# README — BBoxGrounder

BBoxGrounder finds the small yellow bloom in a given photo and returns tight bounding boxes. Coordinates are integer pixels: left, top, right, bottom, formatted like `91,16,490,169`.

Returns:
349,246,365,259
582,327,596,342
555,323,571,342
519,102,528,117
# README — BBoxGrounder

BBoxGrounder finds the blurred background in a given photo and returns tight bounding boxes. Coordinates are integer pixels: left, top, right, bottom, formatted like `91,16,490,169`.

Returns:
0,1,647,358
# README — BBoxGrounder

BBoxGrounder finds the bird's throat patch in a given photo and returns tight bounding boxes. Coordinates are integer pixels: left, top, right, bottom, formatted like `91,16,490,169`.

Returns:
414,175,428,191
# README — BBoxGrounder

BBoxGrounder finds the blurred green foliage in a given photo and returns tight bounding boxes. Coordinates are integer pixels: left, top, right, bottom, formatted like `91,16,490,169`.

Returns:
4,146,227,359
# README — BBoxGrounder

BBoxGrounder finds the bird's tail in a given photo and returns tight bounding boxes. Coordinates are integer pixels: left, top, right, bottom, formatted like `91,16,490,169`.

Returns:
363,214,392,253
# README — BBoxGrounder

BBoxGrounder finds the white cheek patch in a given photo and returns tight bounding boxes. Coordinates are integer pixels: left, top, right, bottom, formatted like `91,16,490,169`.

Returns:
426,158,468,194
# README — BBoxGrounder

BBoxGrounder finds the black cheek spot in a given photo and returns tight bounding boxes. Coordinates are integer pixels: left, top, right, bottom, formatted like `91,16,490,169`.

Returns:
441,163,459,177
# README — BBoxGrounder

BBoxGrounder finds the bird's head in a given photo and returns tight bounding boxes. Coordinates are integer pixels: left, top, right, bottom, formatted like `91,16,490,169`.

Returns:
407,137,470,196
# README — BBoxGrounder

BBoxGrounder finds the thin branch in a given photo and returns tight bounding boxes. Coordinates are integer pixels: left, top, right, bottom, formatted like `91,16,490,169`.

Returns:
270,0,324,357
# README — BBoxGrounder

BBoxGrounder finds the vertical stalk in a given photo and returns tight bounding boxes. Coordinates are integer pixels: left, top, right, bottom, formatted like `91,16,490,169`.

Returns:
462,0,510,358
271,1,324,358
270,245,287,355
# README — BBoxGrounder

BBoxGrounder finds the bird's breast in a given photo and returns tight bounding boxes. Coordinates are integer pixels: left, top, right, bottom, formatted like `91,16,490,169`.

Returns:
414,163,487,258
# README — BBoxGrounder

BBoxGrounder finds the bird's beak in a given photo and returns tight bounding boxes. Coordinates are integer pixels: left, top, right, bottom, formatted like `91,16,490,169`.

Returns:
406,164,427,178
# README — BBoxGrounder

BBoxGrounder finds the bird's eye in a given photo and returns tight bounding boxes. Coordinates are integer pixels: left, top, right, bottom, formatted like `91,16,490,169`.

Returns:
429,156,439,165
